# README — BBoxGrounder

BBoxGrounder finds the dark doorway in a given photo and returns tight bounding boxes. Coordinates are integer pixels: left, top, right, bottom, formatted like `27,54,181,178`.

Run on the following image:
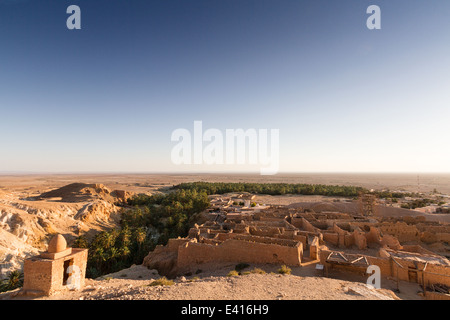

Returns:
63,259,73,285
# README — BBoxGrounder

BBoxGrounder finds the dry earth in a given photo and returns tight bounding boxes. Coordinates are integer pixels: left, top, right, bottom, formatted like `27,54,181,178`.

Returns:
2,264,415,301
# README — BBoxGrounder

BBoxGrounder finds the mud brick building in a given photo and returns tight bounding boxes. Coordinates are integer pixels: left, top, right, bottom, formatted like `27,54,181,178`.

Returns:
20,234,88,296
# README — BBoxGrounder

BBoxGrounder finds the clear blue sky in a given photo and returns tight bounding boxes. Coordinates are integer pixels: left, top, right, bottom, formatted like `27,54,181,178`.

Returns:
1,0,449,173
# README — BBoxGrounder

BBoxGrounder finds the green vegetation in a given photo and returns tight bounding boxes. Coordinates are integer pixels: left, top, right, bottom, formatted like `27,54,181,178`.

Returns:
0,270,23,293
376,191,416,199
228,267,267,276
229,264,267,276
173,182,419,200
148,277,175,286
277,265,291,275
174,182,366,197
187,276,200,282
250,268,266,274
401,199,437,210
74,189,210,278
227,270,240,277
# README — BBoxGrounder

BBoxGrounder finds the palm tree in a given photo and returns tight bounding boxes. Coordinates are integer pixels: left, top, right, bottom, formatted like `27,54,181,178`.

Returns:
134,227,146,247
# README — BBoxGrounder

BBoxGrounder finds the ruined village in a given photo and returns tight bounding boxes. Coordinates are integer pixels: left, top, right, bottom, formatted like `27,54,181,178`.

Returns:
141,192,450,300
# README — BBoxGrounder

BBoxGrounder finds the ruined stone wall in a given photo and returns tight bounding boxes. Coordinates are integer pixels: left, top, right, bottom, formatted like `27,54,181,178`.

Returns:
322,232,339,246
201,238,222,245
418,224,450,234
290,217,303,229
297,230,317,238
365,227,382,245
425,291,450,300
249,226,283,237
311,220,328,230
380,234,402,250
389,258,450,287
333,224,348,247
300,218,319,233
188,228,201,239
287,234,308,248
401,216,426,224
378,222,420,242
310,237,320,260
421,231,450,244
438,233,450,242
421,231,438,244
279,229,297,238
258,216,289,222
379,249,450,287
353,229,368,250
422,264,450,287
230,224,250,234
249,220,297,230
177,239,303,270
334,222,352,231
320,212,353,220
167,238,191,251
344,234,355,247
401,245,436,255
214,233,301,248
365,255,394,278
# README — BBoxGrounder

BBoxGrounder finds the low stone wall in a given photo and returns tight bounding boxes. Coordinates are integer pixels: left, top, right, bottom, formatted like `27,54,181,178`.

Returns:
425,291,450,300
378,222,420,242
215,233,301,247
323,232,339,246
177,238,303,271
290,217,318,233
353,229,368,250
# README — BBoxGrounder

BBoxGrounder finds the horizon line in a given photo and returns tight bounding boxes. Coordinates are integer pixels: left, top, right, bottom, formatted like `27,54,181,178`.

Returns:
1,171,450,176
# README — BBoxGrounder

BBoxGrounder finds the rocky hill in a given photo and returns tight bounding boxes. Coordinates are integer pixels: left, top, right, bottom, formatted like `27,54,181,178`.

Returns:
0,183,130,279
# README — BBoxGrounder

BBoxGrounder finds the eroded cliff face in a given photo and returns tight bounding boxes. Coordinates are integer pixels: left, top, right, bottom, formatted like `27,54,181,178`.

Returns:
0,183,131,279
